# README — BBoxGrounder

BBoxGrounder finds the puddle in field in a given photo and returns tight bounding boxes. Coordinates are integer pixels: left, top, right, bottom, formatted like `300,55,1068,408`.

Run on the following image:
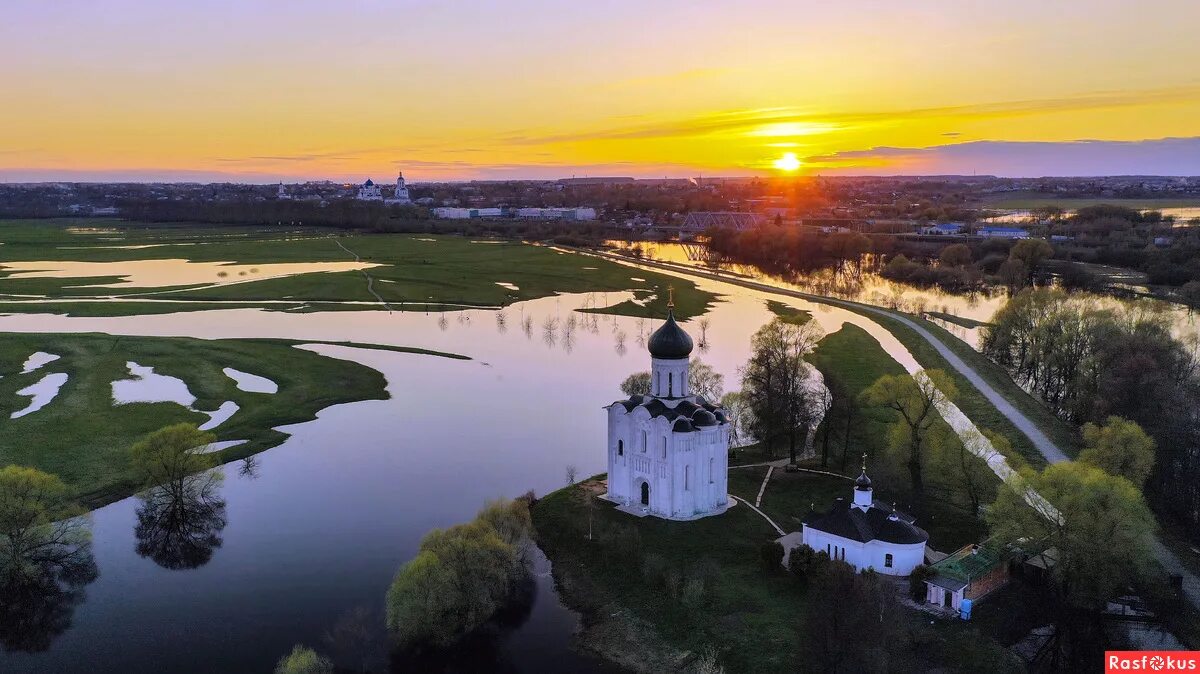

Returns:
0,259,382,289
112,362,196,406
11,372,68,418
191,439,248,454
495,282,519,291
198,401,240,430
223,368,277,394
21,351,60,373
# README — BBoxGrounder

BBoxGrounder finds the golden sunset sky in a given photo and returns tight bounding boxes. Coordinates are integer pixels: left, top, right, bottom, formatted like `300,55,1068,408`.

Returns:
3,0,1199,180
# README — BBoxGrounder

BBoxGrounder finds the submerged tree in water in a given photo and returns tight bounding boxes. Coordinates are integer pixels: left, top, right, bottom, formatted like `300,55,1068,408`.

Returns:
129,423,227,570
274,644,333,674
740,318,825,464
385,499,534,649
133,474,227,570
0,466,97,653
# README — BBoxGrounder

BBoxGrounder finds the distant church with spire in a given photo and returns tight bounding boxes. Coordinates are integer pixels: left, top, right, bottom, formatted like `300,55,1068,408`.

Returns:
603,290,731,520
386,172,411,205
357,172,412,204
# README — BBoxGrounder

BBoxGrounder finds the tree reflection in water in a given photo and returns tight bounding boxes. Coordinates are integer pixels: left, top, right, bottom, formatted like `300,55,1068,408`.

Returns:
0,552,97,653
388,571,537,674
0,465,97,653
134,470,227,570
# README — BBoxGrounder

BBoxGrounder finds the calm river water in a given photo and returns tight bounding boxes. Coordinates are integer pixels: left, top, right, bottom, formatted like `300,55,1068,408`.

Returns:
0,260,933,673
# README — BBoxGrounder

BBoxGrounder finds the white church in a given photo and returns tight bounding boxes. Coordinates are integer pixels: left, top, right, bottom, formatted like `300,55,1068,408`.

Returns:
798,459,928,576
356,173,412,204
386,172,411,205
603,296,731,520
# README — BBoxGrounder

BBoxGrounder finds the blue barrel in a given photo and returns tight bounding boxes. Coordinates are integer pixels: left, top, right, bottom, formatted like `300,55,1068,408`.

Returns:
960,598,973,620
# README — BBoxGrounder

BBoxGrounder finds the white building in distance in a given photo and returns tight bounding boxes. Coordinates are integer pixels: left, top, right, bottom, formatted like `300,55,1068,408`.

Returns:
386,172,411,205
516,207,596,220
603,295,731,520
356,179,383,201
433,207,502,219
800,460,928,576
276,182,291,200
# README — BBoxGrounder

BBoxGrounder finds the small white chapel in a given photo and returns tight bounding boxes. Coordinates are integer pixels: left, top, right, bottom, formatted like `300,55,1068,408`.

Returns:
799,458,929,576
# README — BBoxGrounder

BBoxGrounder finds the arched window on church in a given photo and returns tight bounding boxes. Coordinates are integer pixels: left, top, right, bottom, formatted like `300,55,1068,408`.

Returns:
661,437,667,459
684,465,690,491
642,430,647,452
884,554,893,568
617,440,623,456
708,458,714,483
668,372,673,397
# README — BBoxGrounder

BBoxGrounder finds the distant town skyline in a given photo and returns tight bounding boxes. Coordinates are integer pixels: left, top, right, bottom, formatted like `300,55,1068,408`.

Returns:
3,0,1199,181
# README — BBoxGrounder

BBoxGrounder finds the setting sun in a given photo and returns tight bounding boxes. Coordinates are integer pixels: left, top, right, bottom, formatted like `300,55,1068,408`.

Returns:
773,152,803,172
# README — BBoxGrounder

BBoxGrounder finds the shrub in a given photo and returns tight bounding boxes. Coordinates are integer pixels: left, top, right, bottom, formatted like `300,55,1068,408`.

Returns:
274,645,332,674
385,500,533,648
787,544,817,580
760,541,785,572
909,564,933,602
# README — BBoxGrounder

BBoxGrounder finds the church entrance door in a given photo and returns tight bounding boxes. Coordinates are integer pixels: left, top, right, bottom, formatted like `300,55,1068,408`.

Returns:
640,481,650,506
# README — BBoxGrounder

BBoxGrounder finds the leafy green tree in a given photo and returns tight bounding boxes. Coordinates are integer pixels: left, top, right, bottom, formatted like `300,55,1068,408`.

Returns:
274,645,333,674
1008,238,1054,285
619,372,651,396
741,318,824,463
0,466,97,652
688,358,725,402
719,391,753,447
0,466,89,578
986,462,1154,668
944,428,1005,515
386,500,533,647
803,561,896,672
1079,416,1155,487
938,243,972,268
862,370,957,509
476,498,533,547
129,423,219,490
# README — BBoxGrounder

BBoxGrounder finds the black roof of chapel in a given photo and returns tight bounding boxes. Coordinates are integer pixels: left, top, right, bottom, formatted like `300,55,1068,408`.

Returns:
802,499,928,545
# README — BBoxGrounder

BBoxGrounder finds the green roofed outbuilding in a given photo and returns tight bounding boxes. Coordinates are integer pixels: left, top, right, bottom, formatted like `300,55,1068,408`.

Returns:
923,543,1009,613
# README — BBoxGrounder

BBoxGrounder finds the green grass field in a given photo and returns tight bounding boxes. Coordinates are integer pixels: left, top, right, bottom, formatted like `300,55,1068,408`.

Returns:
0,332,462,507
534,478,812,673
807,324,993,549
0,219,717,319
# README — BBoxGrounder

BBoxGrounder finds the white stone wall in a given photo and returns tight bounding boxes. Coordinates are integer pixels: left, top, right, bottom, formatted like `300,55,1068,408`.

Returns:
651,357,690,398
606,399,729,520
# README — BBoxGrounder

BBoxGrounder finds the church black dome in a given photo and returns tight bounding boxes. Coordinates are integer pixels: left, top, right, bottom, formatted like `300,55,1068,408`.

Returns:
855,471,873,491
647,310,693,360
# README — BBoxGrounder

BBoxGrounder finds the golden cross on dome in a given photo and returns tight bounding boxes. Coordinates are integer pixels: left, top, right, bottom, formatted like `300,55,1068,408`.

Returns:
861,453,868,473
667,285,675,309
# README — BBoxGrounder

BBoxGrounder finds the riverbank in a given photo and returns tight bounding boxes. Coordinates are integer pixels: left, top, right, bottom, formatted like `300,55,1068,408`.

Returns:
0,332,464,508
532,475,812,673
570,246,1082,466
0,220,717,319
535,468,1018,673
